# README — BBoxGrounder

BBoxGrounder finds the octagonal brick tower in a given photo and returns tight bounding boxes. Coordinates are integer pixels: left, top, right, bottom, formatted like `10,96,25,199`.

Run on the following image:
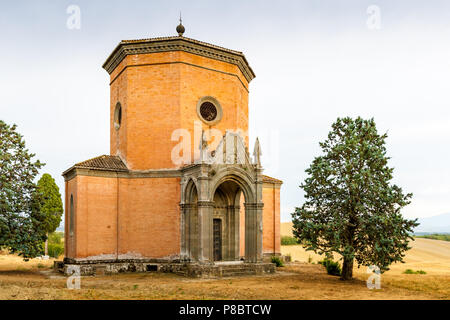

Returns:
61,27,282,275
103,35,255,170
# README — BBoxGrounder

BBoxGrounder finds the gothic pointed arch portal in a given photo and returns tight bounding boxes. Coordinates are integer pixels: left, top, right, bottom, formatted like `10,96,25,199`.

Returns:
212,179,242,262
180,132,264,264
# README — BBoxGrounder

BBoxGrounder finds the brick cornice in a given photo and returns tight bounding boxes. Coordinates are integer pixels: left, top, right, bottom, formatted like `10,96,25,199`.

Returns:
102,36,255,83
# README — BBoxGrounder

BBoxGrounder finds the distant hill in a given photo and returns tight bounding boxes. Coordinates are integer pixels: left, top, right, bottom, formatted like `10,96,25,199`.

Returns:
415,212,450,234
281,222,294,237
282,212,450,236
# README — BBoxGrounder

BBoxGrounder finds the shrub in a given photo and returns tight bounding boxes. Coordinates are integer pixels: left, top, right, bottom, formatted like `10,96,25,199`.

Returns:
48,232,63,245
403,269,426,274
43,232,64,258
271,256,284,267
285,253,292,262
416,270,427,274
281,236,300,245
318,258,342,276
47,243,64,258
403,269,414,274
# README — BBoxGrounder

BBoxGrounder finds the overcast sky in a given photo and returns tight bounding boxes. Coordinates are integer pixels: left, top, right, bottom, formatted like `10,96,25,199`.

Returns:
1,0,449,223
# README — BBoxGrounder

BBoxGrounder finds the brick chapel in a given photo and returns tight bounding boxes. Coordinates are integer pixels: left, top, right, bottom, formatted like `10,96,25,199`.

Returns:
61,22,282,276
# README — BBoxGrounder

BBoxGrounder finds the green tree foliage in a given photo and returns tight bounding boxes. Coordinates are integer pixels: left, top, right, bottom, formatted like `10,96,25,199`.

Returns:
0,120,46,259
292,117,418,280
47,232,64,258
35,173,63,256
35,173,63,234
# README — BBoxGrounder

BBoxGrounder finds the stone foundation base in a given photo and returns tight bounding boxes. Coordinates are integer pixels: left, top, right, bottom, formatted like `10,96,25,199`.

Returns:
54,260,276,278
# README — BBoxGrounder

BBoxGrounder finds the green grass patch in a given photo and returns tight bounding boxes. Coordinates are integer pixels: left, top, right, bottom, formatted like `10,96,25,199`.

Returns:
403,269,427,274
416,234,450,241
281,236,300,245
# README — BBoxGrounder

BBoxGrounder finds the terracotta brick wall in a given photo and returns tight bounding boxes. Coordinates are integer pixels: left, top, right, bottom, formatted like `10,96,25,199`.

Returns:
239,184,281,258
262,183,281,255
65,175,181,260
109,51,249,170
67,176,118,259
117,177,181,259
65,178,77,258
110,60,128,163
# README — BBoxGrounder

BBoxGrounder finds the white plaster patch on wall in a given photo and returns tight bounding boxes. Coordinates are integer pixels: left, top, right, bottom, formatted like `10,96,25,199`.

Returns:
74,253,118,261
117,251,145,259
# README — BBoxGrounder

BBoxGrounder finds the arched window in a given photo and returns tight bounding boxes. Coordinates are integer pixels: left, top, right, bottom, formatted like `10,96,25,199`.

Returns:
114,102,122,130
69,194,74,236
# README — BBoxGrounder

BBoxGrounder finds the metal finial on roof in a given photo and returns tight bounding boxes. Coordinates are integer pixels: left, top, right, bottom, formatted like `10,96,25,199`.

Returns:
176,12,185,36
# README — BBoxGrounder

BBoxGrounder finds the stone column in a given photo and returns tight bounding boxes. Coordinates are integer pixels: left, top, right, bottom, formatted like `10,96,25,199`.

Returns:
180,203,188,261
196,165,214,263
223,205,231,261
189,203,199,261
223,204,239,261
230,204,240,261
255,166,264,262
197,200,214,263
244,202,264,263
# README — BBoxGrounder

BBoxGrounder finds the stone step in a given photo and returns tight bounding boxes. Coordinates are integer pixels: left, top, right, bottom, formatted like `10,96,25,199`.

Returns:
221,269,257,275
221,267,256,271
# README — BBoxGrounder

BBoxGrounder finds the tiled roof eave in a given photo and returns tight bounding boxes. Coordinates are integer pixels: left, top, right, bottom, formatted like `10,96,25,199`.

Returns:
62,165,129,177
262,175,283,184
102,36,255,83
62,155,129,177
74,166,128,172
120,36,245,56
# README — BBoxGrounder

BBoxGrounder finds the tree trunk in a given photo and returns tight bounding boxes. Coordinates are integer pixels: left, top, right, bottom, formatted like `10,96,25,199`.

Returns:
341,257,354,280
44,233,48,256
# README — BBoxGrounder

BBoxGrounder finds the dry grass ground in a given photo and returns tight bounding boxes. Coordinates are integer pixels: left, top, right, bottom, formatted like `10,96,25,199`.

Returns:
281,222,450,300
0,223,448,300
0,259,446,300
281,222,450,275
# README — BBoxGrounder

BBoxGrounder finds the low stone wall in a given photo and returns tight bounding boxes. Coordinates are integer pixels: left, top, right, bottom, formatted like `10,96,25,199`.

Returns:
55,260,276,278
262,252,283,263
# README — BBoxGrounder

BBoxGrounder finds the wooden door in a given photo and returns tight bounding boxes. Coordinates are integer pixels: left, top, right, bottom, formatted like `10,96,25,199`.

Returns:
213,219,222,261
